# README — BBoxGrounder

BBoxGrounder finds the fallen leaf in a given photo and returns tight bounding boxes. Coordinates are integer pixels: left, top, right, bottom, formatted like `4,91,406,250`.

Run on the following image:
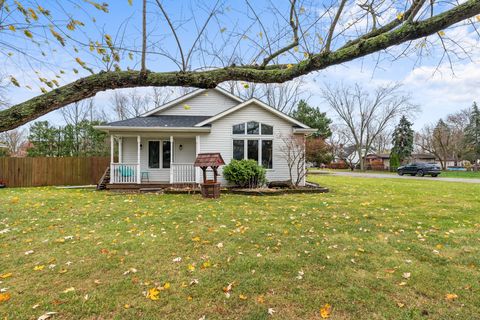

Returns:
0,273,12,279
320,303,332,318
146,287,160,300
268,308,275,315
402,272,411,279
445,293,458,301
62,287,75,293
34,265,45,271
37,312,57,320
239,294,247,300
0,292,11,303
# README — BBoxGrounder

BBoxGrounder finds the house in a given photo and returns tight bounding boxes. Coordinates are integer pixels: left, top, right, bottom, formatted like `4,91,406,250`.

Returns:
94,88,316,189
364,152,438,170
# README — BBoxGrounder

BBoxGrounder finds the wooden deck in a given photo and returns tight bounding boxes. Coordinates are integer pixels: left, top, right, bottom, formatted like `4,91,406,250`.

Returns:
106,182,198,192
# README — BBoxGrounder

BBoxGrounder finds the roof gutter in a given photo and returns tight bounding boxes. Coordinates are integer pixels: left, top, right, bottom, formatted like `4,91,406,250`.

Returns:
93,126,211,133
293,128,318,134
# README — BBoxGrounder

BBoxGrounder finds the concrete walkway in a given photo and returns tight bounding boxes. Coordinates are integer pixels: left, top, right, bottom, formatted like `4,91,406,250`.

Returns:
309,170,480,184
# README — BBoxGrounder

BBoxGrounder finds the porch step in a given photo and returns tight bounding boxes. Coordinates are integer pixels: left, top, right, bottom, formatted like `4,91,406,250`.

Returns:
139,188,165,193
96,167,111,190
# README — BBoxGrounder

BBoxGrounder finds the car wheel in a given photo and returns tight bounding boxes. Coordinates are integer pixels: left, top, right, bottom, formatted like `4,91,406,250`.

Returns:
398,171,404,176
431,174,438,177
417,170,425,177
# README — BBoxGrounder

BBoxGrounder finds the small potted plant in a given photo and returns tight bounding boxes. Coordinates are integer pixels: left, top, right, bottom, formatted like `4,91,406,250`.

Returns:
0,179,6,188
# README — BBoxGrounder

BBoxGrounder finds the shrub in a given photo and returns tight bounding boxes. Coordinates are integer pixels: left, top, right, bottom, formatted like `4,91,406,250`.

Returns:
222,159,267,188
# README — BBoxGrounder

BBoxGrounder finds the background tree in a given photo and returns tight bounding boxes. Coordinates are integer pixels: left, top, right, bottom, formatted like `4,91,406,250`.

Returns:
464,102,480,163
305,138,333,167
323,83,415,170
1,1,480,131
279,134,307,187
0,128,26,156
390,115,414,167
291,100,332,139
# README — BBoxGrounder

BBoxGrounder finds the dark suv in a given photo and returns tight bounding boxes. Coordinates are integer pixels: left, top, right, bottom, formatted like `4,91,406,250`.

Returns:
397,163,441,177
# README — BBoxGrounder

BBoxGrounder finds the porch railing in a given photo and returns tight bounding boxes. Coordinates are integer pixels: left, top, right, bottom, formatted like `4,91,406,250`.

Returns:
111,163,139,184
171,163,196,183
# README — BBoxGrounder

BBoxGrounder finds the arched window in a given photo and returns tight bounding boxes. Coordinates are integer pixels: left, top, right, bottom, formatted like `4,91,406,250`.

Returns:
232,122,273,135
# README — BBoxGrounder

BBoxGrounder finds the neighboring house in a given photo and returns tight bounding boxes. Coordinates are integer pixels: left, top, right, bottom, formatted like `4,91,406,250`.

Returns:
95,88,315,188
365,152,439,170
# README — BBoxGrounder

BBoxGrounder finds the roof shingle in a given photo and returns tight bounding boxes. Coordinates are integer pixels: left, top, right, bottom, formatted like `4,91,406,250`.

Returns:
105,115,211,128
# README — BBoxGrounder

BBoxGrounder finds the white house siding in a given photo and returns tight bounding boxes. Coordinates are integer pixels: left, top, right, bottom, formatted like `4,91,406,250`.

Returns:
199,103,305,186
154,89,239,116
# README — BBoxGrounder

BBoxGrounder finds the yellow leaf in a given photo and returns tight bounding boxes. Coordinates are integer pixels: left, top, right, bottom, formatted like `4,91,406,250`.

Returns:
287,64,293,69
293,46,299,52
62,287,75,293
146,287,160,300
320,303,332,318
445,293,458,301
187,264,195,272
183,104,191,110
34,265,45,271
476,15,480,22
10,196,19,203
0,273,12,279
24,29,33,38
438,30,445,36
163,282,170,289
124,304,131,309
239,294,247,300
397,12,404,20
8,25,16,32
128,0,133,5
0,293,11,303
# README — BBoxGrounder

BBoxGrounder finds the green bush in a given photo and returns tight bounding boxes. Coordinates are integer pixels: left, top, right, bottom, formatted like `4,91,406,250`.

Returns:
222,159,267,188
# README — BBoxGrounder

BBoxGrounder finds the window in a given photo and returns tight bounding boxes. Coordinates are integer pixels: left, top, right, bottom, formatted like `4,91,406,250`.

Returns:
233,122,273,135
162,141,171,168
148,141,160,168
261,124,273,135
247,140,258,161
233,140,244,160
233,123,245,134
262,140,273,169
247,121,259,135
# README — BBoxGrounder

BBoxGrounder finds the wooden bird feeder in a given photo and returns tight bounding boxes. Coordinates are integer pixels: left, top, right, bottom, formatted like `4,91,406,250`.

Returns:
194,153,225,198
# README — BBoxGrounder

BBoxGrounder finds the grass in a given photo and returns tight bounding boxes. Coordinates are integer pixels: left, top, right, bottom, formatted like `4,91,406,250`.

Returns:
1,176,479,319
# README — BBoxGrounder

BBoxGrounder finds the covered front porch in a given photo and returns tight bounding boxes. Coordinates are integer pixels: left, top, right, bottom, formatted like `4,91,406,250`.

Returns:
108,133,202,186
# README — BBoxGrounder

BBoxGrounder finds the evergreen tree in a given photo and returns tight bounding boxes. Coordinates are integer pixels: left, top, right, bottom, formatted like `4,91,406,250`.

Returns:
390,115,414,164
291,100,332,139
465,102,480,162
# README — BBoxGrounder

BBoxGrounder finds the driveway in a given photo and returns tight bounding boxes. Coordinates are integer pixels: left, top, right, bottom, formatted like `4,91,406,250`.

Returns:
309,170,480,184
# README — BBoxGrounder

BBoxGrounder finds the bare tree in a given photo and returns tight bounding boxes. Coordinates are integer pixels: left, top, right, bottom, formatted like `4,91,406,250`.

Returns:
323,83,416,170
2,1,480,131
329,126,360,171
416,121,452,169
61,99,96,125
110,90,150,120
0,128,26,156
278,134,306,187
222,79,309,114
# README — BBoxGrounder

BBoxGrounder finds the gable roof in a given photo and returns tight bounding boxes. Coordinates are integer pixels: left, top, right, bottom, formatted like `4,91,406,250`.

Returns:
142,87,244,117
194,98,312,129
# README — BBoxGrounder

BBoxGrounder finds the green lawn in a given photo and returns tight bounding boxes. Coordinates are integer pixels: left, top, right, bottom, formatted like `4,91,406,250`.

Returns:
311,168,480,179
1,176,479,319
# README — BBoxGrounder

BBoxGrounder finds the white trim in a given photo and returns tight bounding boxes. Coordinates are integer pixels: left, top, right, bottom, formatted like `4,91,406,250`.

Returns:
118,137,123,163
194,98,310,129
94,126,211,133
136,136,141,184
195,135,201,183
142,87,244,117
169,136,174,183
110,135,114,164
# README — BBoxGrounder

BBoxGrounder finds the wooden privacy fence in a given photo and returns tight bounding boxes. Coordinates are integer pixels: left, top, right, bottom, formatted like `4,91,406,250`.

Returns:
0,157,110,187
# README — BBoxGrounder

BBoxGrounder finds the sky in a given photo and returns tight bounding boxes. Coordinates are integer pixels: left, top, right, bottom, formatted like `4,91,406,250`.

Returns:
2,0,480,132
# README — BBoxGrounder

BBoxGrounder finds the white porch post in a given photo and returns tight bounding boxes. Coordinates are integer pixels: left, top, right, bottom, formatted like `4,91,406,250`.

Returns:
195,135,201,183
169,136,174,184
110,135,114,164
118,137,123,163
137,136,141,184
